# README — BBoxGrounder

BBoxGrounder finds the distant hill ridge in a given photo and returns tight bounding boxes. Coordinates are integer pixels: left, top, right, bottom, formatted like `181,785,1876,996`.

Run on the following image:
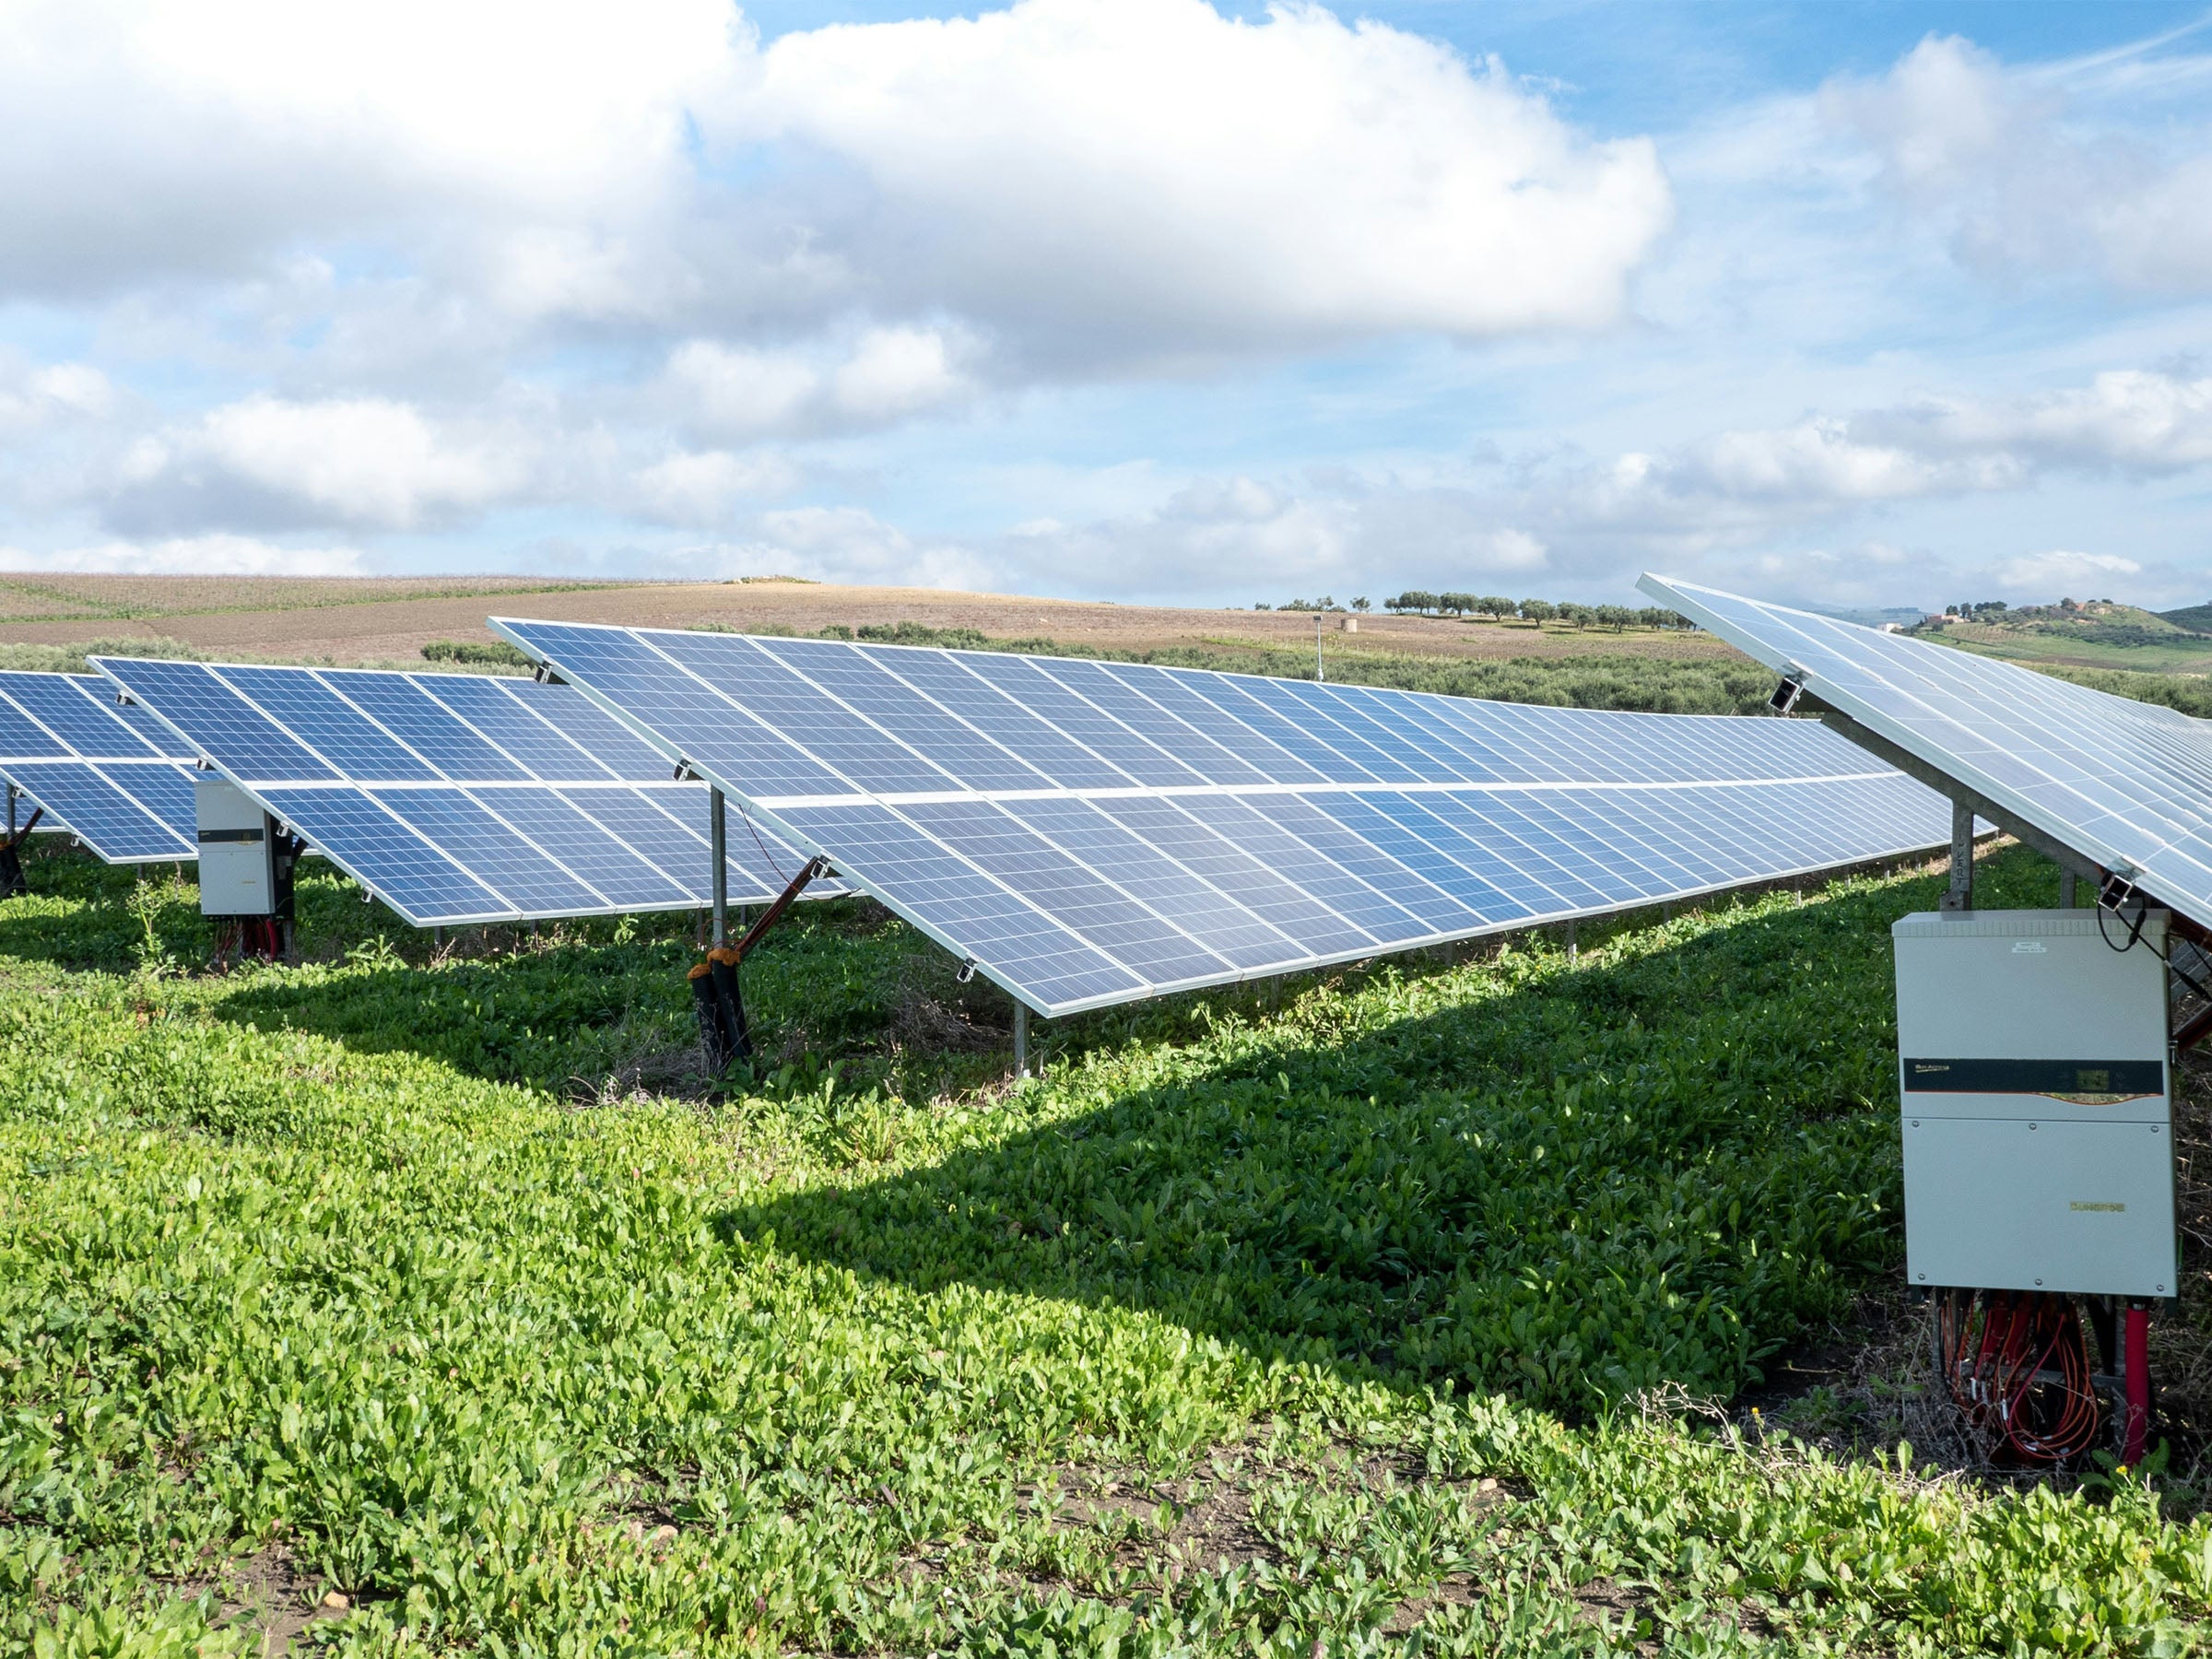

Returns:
1924,597,2212,674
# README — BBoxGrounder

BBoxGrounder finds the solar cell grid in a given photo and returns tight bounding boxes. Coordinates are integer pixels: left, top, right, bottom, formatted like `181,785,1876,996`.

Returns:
495,617,1955,1014
92,656,837,925
0,671,201,863
412,677,616,782
1639,574,2212,933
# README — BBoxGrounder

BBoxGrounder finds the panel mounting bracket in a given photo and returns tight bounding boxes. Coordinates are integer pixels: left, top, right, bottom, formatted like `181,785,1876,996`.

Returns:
1815,709,2104,887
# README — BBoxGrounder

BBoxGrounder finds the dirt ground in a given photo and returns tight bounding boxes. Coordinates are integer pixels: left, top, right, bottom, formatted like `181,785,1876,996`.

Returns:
0,572,1736,666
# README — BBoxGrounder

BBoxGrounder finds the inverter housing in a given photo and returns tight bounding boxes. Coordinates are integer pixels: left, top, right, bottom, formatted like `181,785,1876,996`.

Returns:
195,777,290,918
1893,910,2177,1298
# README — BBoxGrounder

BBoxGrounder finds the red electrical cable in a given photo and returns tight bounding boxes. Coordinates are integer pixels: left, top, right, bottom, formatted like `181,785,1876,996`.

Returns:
1935,1288,2103,1463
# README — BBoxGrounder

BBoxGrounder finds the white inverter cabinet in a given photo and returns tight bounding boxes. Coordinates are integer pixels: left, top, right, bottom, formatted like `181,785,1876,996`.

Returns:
1893,910,2177,1299
194,777,286,918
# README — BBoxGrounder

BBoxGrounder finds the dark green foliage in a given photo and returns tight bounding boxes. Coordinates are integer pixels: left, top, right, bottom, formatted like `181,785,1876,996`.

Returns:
2036,664,2212,718
2158,603,2212,635
418,638,534,669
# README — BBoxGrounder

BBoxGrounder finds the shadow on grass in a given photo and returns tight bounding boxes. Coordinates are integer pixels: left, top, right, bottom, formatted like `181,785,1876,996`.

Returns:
717,848,2065,1421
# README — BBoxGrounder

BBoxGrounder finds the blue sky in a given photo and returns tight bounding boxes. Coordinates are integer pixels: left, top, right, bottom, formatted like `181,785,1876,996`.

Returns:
3,1,2209,611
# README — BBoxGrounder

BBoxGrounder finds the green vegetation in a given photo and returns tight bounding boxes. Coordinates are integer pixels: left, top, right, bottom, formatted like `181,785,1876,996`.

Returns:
5,838,2210,1654
0,637,207,677
1374,594,1688,630
1926,600,2212,673
418,640,535,671
2036,664,2212,719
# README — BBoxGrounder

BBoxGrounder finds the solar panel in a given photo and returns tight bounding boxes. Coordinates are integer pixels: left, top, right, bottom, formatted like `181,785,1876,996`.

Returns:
1640,574,2212,931
89,658,832,926
490,618,1955,1015
0,670,200,863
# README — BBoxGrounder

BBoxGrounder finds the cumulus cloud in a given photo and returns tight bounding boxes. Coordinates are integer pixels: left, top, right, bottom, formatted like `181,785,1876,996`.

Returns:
665,325,978,442
0,0,1671,368
0,361,112,432
0,0,740,297
1827,34,2212,291
1513,365,2212,555
992,475,1548,601
99,396,536,534
1990,548,2144,593
632,450,804,526
743,0,1673,354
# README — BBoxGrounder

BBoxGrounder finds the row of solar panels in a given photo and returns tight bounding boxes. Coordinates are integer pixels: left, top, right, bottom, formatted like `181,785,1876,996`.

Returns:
1641,574,2212,938
0,628,1958,1016
0,665,824,912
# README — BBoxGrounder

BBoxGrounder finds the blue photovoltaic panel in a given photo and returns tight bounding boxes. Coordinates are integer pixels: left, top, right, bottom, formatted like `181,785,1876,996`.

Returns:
92,657,835,926
1640,573,2212,932
494,618,1954,1016
0,671,199,864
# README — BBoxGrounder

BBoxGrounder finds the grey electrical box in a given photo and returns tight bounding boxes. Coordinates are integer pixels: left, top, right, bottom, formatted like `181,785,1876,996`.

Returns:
1894,910,2177,1298
195,778,283,917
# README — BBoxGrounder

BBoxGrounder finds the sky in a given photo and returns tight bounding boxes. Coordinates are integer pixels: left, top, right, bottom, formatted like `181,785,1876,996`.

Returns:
3,1,2210,612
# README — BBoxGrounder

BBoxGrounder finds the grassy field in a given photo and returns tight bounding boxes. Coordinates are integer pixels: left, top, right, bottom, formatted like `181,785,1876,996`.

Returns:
1938,628,2212,675
6,837,2212,1655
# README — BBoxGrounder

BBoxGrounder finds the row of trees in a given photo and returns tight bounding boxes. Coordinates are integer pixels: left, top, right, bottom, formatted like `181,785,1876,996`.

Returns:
1381,592,1688,629
1260,596,1368,613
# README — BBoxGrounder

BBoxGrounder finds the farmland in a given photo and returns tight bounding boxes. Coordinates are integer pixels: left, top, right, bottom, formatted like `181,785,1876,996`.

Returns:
6,835,2212,1655
0,573,1735,672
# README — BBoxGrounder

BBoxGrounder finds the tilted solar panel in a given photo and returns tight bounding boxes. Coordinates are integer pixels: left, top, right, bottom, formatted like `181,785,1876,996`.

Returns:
490,618,1955,1016
1640,574,2212,931
0,670,199,863
90,658,832,926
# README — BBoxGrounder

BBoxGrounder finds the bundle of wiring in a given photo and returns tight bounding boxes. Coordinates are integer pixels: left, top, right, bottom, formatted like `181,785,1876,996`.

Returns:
1934,1288,2102,1462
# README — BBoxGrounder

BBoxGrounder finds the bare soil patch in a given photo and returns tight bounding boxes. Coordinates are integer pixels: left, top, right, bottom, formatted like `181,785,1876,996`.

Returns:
0,572,1739,667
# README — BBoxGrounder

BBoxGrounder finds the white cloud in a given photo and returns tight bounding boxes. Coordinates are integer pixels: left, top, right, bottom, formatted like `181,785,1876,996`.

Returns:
1991,548,2143,594
633,449,803,526
731,504,995,589
1827,34,2212,291
1869,370,2212,470
0,361,113,432
0,0,741,295
746,0,1672,352
665,325,977,441
108,396,533,531
992,474,1548,601
0,533,368,575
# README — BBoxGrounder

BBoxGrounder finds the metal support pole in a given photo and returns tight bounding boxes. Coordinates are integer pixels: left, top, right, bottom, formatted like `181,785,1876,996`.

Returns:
6,784,15,839
709,787,728,948
1315,613,1325,683
1566,919,1577,964
1942,799,1975,913
2059,870,2077,910
1014,1001,1030,1078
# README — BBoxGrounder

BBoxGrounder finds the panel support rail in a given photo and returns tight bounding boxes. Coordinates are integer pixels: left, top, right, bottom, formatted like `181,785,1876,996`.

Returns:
1812,708,2104,889
690,853,834,1077
0,801,44,900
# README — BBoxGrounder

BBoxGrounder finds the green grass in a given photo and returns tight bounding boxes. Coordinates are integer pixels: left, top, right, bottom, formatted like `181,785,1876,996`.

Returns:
1939,629,2212,675
6,841,2212,1654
